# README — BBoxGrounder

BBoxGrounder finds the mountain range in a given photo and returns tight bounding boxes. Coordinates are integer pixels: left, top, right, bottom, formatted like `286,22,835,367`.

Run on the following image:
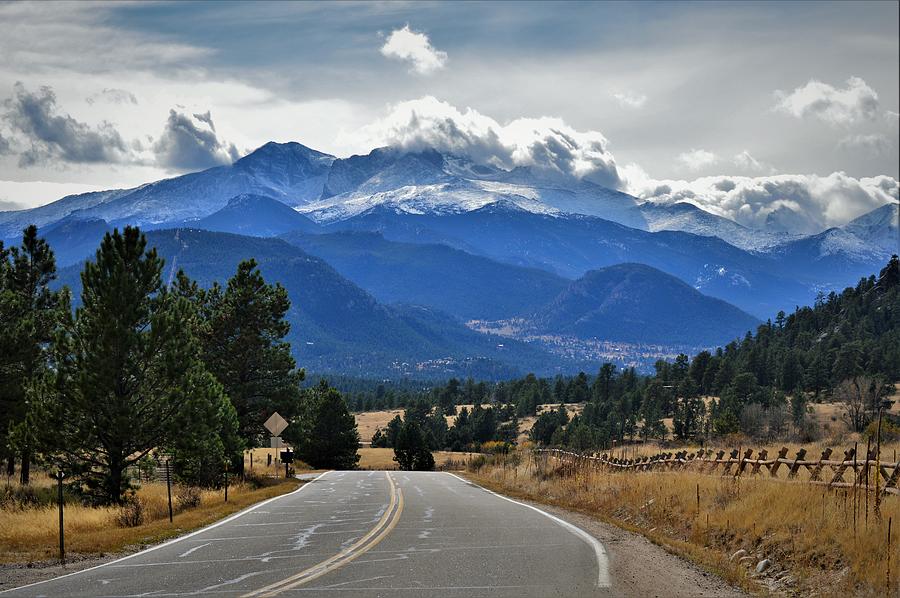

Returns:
3,141,897,376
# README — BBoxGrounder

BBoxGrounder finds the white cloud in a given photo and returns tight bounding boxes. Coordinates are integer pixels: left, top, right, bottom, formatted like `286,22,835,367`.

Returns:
345,96,622,187
837,133,893,156
612,91,647,109
773,76,879,126
380,25,447,75
886,111,899,127
627,170,898,234
733,150,776,174
677,148,717,171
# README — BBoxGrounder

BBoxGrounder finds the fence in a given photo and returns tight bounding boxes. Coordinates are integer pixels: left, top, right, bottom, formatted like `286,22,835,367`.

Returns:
535,446,900,496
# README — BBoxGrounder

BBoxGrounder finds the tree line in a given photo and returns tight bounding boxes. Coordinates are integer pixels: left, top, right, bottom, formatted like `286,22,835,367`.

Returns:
367,257,900,452
1,226,359,504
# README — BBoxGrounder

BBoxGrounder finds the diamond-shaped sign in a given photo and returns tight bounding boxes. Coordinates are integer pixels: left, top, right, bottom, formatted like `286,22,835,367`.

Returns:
264,412,289,437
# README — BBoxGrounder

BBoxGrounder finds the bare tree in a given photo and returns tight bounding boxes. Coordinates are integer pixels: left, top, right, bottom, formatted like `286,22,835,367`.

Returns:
836,376,888,433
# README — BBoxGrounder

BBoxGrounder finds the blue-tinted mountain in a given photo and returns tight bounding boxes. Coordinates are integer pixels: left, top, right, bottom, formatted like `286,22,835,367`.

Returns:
53,228,562,379
841,203,899,255
194,194,320,237
280,230,570,320
326,201,809,319
532,263,760,345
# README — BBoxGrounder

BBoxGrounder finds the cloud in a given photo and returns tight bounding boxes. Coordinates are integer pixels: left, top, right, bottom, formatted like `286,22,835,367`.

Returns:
0,132,10,155
152,109,241,171
627,170,898,234
773,76,879,126
677,148,717,171
0,198,26,211
348,96,622,187
837,133,893,156
2,82,130,167
886,111,899,127
733,150,776,174
380,25,447,75
86,88,138,106
612,91,647,109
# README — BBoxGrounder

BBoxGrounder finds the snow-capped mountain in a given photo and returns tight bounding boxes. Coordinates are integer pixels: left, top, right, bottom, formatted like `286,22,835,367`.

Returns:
0,142,334,239
841,202,899,255
636,201,795,252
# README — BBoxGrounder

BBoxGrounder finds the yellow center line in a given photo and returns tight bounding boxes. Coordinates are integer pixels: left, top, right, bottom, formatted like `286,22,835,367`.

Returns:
241,472,403,598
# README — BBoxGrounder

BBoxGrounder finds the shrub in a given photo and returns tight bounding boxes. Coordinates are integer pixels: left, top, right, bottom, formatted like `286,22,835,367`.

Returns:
176,485,202,511
864,418,900,442
116,494,145,527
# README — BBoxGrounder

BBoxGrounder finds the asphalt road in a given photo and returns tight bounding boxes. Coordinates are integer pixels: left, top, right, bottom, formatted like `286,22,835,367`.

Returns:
2,471,613,598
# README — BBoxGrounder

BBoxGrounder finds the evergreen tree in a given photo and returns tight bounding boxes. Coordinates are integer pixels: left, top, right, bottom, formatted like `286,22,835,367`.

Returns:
393,419,435,471
287,381,360,470
191,260,303,455
0,226,63,484
43,228,207,504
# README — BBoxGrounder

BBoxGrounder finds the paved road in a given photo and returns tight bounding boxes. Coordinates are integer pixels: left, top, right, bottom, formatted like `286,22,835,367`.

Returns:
2,471,611,597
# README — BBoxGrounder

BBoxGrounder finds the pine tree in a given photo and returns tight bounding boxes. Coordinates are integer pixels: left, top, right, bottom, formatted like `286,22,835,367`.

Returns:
393,419,435,471
287,381,359,470
43,227,208,504
0,226,63,484
192,260,303,456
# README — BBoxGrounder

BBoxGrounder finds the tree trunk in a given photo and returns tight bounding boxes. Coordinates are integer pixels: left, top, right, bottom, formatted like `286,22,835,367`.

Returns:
6,454,14,478
19,448,30,485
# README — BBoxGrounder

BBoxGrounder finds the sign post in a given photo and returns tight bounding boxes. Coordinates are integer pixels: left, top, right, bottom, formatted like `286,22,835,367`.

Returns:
166,459,173,523
53,471,65,564
264,412,289,449
264,413,290,477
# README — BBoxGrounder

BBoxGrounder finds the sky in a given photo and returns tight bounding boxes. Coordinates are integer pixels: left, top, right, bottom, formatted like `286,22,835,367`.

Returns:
0,1,897,232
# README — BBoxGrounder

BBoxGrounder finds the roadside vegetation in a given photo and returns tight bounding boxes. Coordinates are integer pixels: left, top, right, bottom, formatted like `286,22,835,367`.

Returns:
468,449,899,596
0,476,299,563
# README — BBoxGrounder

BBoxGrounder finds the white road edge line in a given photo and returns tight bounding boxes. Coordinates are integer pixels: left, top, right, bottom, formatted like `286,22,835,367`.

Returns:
0,471,333,595
444,472,611,588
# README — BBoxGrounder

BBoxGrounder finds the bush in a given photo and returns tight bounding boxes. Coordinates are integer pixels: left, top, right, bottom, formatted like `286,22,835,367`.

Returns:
864,418,900,442
176,485,202,511
116,494,145,527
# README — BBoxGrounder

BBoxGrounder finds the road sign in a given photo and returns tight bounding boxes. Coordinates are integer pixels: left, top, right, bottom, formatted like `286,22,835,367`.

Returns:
264,412,289,437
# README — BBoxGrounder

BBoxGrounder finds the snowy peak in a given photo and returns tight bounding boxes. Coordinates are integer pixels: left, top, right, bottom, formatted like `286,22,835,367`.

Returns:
842,203,899,254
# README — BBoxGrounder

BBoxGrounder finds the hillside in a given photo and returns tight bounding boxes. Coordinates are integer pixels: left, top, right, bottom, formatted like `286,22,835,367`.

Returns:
194,193,321,237
53,229,563,378
280,230,570,320
532,263,760,345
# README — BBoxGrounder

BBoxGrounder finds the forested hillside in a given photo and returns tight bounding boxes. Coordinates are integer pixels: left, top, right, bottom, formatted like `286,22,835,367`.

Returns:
355,257,900,452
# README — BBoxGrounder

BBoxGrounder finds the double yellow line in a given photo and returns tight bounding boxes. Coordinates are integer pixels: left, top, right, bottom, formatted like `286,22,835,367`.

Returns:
242,472,403,597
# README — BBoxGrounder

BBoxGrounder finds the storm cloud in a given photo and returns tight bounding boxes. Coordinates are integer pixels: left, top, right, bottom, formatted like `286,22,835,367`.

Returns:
2,82,130,166
152,109,241,171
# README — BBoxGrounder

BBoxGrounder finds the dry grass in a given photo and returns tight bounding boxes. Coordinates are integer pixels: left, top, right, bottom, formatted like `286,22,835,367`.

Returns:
0,478,301,564
243,448,312,478
468,451,900,597
357,448,477,470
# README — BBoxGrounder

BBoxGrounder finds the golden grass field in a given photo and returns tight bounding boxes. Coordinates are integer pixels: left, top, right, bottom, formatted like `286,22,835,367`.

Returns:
469,451,900,596
357,447,477,470
355,403,585,445
0,478,300,564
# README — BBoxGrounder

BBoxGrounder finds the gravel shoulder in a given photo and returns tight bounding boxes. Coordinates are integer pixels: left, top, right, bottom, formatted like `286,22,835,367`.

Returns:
495,495,749,597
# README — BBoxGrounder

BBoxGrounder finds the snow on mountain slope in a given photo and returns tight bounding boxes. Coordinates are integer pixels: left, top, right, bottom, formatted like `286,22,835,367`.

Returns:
637,201,794,252
842,202,899,255
1,142,334,239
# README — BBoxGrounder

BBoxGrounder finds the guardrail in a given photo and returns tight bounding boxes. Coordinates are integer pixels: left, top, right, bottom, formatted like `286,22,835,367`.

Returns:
535,446,900,496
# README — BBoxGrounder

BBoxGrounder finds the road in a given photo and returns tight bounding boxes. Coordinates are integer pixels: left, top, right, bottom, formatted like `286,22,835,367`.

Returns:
1,471,738,597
